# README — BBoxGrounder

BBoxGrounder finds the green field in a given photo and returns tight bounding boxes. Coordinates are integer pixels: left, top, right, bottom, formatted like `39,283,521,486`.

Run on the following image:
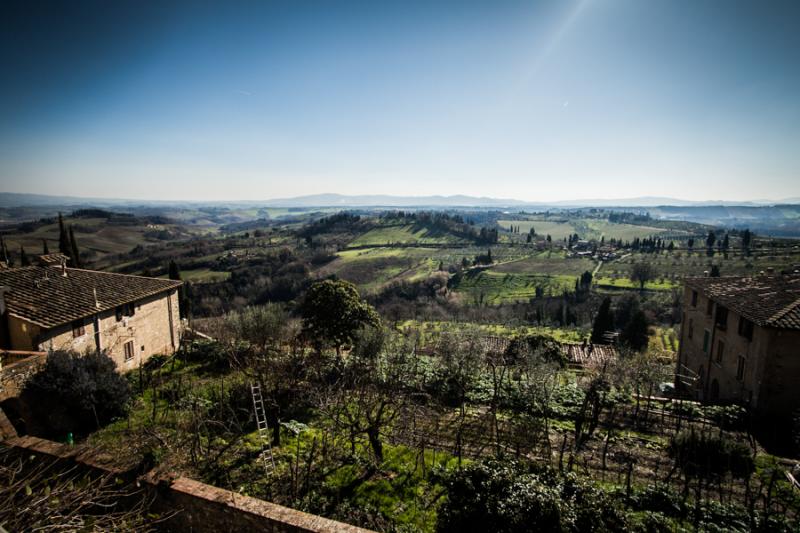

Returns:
593,276,677,291
180,269,232,283
491,251,596,276
3,217,195,259
498,218,683,242
348,223,467,247
600,249,800,282
453,269,578,304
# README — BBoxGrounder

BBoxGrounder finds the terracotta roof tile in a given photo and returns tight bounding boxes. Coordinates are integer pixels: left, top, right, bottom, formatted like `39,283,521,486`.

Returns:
686,274,800,330
0,266,181,329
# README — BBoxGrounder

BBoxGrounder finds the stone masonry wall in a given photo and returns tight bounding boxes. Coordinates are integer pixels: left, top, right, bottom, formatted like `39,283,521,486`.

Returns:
36,290,180,369
0,352,46,401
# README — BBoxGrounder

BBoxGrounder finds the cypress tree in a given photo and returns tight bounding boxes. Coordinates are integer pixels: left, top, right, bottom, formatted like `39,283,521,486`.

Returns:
0,236,8,265
620,310,649,352
591,297,615,344
68,226,82,268
42,238,49,255
20,246,30,266
168,260,181,281
58,212,71,256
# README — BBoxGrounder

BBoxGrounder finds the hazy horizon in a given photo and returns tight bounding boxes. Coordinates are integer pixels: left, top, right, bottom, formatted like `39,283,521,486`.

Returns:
2,0,799,202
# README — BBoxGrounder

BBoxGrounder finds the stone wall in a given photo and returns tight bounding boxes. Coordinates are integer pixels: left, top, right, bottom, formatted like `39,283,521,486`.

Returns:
35,290,180,369
0,352,46,401
147,474,372,533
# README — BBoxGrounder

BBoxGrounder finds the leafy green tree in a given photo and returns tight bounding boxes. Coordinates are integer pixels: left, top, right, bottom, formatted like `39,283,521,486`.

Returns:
620,310,649,352
300,279,380,353
591,297,615,344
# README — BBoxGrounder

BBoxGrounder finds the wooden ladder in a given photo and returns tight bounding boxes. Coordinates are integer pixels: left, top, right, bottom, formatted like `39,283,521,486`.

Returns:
250,382,275,474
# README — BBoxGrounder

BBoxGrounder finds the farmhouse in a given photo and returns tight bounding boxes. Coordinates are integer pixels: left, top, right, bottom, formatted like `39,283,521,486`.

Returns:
0,256,182,369
676,273,800,421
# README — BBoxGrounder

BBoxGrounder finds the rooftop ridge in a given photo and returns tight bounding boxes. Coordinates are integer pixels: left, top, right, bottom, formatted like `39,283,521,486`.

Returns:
768,296,800,325
0,265,183,330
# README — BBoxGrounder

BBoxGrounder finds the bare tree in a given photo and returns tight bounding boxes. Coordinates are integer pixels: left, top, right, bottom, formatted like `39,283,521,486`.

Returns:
0,446,171,531
630,261,656,291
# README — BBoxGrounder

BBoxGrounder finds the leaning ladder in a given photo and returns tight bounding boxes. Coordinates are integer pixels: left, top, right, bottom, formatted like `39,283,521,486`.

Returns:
250,382,276,474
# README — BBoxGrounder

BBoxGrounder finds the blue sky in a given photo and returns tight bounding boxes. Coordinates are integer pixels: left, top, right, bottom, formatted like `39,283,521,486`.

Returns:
1,0,799,202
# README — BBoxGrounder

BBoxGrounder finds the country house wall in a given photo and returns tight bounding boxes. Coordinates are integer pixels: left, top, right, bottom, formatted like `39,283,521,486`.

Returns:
6,290,180,369
35,290,180,368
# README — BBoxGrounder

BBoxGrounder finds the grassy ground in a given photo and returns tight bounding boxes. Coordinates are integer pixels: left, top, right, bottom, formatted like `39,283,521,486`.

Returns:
490,250,596,276
3,217,196,260
177,268,232,283
395,320,586,343
594,276,678,291
498,218,684,242
453,269,578,304
601,249,800,284
498,219,577,241
348,224,467,247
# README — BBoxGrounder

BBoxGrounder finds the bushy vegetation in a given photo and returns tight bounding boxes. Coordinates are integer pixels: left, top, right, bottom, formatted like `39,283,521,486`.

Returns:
23,350,131,436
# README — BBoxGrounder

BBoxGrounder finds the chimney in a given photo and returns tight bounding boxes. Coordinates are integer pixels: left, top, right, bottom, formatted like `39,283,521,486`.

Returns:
94,287,100,309
61,258,67,277
703,270,709,277
766,267,775,275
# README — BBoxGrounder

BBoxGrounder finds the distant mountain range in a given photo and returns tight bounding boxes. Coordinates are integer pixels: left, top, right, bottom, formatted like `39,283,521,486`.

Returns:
2,191,799,209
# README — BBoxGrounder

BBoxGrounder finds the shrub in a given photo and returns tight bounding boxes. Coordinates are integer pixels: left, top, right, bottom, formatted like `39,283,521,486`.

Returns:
436,459,627,533
668,430,754,480
23,351,131,436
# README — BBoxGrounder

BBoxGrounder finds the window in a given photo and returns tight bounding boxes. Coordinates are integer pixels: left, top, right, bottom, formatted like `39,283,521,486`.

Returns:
687,318,694,340
737,356,746,381
738,317,754,341
715,340,725,364
702,330,710,353
691,290,698,307
116,303,136,322
706,299,714,316
715,306,728,330
124,340,135,362
72,319,86,338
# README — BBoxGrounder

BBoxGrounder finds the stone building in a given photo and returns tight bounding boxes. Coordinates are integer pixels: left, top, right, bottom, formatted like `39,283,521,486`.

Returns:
676,274,800,421
0,257,182,369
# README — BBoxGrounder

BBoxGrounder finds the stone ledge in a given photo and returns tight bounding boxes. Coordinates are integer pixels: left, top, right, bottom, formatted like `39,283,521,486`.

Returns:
4,435,375,533
149,474,374,533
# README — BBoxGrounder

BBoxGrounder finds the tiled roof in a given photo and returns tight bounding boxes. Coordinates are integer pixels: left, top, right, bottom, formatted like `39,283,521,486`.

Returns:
561,343,617,366
36,253,70,266
686,274,800,330
0,266,181,329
